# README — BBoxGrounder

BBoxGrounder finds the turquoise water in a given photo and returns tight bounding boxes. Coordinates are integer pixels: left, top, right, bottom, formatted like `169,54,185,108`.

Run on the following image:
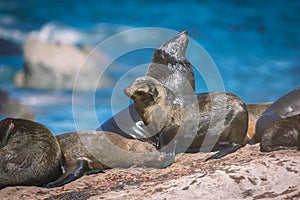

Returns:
0,0,299,134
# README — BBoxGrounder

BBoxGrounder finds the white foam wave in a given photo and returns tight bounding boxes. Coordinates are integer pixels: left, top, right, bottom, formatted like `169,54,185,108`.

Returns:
29,22,83,44
18,93,71,107
29,22,134,46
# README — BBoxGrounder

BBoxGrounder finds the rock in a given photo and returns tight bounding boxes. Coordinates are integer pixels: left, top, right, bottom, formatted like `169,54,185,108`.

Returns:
0,144,299,199
15,35,114,90
0,89,34,120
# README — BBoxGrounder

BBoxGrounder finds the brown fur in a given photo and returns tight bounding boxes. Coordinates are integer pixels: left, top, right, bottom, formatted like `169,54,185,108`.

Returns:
125,76,248,158
0,118,62,189
46,130,174,188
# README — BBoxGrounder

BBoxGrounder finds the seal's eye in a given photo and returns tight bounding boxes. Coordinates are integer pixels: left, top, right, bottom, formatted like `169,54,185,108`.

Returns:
135,91,145,96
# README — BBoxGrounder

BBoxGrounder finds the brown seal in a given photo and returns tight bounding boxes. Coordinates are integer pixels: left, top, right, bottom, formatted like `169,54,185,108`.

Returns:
125,76,248,160
0,118,62,189
260,114,300,152
98,31,195,145
97,31,195,144
101,30,249,160
45,130,174,188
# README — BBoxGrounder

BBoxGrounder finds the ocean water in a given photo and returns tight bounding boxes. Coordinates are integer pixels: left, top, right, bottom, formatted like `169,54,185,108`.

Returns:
0,0,299,134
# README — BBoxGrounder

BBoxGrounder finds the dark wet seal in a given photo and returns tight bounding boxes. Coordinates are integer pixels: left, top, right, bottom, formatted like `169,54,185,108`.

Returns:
260,114,300,152
0,118,62,189
146,30,195,94
256,87,300,152
255,87,300,142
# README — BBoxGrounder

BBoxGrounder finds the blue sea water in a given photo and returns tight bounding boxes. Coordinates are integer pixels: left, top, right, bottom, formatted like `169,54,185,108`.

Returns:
0,0,299,134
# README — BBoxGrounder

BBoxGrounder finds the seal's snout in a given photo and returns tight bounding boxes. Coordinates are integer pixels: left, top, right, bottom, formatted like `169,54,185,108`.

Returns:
125,76,155,99
181,30,188,35
159,30,189,57
124,85,148,99
124,87,133,98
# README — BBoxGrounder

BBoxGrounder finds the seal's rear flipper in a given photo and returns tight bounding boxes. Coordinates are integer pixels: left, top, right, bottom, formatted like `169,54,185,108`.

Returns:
205,143,242,161
43,159,103,188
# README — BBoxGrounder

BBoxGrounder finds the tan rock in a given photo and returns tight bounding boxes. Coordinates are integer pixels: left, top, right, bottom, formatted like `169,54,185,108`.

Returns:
16,35,114,90
1,144,299,200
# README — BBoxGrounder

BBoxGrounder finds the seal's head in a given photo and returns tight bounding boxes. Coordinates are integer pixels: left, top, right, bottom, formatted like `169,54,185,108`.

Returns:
146,30,195,93
159,30,189,59
125,76,178,134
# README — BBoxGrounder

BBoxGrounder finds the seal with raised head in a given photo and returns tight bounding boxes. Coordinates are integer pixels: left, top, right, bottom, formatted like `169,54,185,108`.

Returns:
146,30,195,95
98,30,194,146
0,118,62,189
45,130,174,188
125,76,248,160
100,30,249,160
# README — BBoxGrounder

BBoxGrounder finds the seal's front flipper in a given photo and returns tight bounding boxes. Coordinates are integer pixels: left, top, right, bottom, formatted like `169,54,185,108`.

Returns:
205,143,242,161
44,159,102,188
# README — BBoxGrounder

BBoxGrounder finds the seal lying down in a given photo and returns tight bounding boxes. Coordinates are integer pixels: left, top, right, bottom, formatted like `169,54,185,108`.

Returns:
101,30,249,160
256,87,300,152
46,130,174,188
0,118,173,189
0,118,62,189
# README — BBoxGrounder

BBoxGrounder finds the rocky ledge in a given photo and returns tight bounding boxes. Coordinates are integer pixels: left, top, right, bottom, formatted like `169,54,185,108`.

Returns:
1,144,299,200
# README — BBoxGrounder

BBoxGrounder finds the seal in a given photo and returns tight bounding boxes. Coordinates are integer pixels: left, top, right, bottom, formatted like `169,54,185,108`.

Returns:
45,130,174,188
0,118,62,189
98,30,194,146
100,30,249,160
125,76,248,160
260,114,300,152
146,30,195,94
255,87,300,142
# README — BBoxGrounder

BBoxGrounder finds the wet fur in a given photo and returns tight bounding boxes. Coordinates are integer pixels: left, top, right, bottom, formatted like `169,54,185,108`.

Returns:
125,76,248,160
256,87,300,152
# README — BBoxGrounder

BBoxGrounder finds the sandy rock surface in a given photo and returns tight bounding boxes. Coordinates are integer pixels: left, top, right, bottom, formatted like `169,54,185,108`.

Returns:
1,144,299,200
